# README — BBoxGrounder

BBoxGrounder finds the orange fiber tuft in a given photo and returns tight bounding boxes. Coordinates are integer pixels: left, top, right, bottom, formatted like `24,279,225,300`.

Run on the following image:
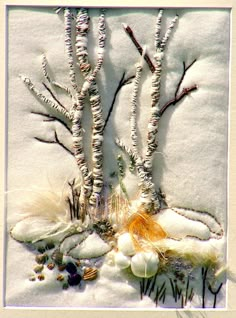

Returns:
125,210,167,250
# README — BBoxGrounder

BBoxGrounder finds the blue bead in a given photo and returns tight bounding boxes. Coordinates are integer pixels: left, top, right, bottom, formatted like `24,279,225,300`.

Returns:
68,273,81,286
66,262,77,274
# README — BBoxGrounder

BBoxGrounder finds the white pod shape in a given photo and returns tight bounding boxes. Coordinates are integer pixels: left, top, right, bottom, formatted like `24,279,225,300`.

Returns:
114,252,131,269
131,251,159,278
69,232,111,259
117,232,136,256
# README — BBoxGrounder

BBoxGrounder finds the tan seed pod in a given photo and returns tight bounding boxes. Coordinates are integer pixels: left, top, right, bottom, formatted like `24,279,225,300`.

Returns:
56,274,64,281
33,264,44,273
37,274,45,281
35,253,48,264
47,263,55,270
58,264,67,271
29,275,36,281
76,260,81,267
83,267,98,281
51,249,63,265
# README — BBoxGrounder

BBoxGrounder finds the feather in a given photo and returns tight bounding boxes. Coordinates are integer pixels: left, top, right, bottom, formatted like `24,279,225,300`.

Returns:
125,210,167,250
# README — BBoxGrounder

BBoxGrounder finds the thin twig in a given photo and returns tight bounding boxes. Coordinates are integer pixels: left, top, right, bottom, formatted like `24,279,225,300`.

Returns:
64,8,80,93
140,278,145,300
159,85,197,117
148,274,158,297
169,278,176,301
55,7,63,14
31,111,72,133
41,54,51,83
159,287,166,304
154,281,166,306
103,72,135,130
66,196,74,221
175,60,197,98
208,282,223,308
144,278,152,295
202,267,208,308
158,59,197,117
42,82,67,110
189,287,194,302
21,75,70,119
52,81,73,98
123,24,155,73
34,131,74,156
185,275,190,306
68,179,81,220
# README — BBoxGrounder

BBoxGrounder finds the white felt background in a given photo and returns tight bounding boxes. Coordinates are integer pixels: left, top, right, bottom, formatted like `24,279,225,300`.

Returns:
6,7,230,308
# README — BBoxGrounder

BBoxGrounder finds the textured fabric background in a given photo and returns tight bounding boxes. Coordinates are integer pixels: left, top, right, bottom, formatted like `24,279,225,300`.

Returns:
6,7,230,307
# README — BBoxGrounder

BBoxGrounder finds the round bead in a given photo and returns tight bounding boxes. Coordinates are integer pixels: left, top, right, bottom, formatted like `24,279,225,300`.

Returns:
66,262,77,274
68,273,82,286
117,233,136,256
131,251,159,278
114,252,131,269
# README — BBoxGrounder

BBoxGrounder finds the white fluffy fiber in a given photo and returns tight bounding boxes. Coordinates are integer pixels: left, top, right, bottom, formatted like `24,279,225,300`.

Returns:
153,237,225,265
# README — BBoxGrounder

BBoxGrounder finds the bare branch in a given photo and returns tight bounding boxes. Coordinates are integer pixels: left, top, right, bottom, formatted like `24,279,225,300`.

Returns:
55,7,63,14
159,14,178,51
122,23,155,73
75,8,91,77
21,75,71,120
130,63,143,155
159,84,197,117
115,138,160,210
52,81,73,98
74,8,107,205
103,72,135,130
41,54,51,83
64,8,80,93
208,282,223,308
155,9,163,49
144,59,197,171
158,60,197,116
34,131,74,156
31,111,72,134
175,59,197,98
42,82,68,110
67,179,81,221
103,71,125,129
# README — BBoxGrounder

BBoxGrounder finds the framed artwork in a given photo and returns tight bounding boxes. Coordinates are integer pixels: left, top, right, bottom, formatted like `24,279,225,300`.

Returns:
1,0,236,317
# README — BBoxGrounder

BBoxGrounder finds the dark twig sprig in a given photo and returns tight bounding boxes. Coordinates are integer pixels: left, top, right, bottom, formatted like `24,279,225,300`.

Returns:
201,267,208,308
208,282,223,308
31,111,72,133
159,84,198,117
66,179,81,221
34,131,73,156
103,72,135,130
158,59,197,117
139,276,166,306
42,82,67,110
